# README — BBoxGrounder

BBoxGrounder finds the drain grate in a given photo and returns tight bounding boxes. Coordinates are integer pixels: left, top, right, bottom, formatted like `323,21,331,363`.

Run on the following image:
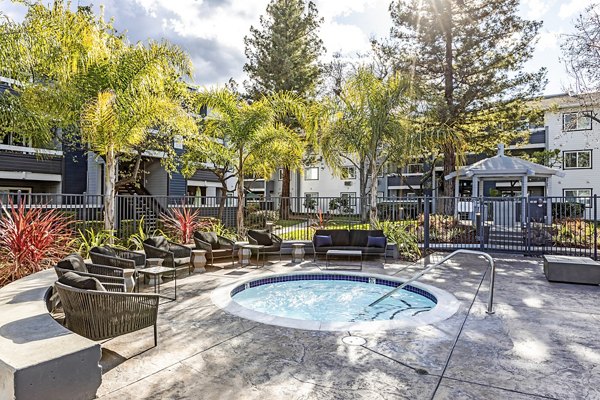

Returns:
342,336,367,346
225,271,250,276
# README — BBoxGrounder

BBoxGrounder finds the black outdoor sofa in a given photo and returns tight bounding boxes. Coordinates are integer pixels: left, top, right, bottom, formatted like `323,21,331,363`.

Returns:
312,229,388,262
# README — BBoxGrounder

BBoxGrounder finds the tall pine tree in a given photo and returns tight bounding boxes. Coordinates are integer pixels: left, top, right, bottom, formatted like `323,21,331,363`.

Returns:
375,0,546,202
244,0,324,218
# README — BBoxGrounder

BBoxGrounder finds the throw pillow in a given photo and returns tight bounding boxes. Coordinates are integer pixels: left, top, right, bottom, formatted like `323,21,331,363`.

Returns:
57,254,87,272
367,236,386,248
58,272,106,291
314,235,333,247
196,231,220,250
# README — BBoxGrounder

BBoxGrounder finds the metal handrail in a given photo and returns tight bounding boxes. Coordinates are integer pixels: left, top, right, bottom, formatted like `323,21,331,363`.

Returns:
368,249,496,314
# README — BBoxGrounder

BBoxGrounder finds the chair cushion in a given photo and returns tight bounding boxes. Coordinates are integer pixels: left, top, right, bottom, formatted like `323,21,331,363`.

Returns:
249,230,273,246
56,254,87,273
91,246,117,257
146,236,169,251
58,271,106,291
314,235,333,248
195,231,220,250
174,257,191,267
211,248,233,257
367,236,386,248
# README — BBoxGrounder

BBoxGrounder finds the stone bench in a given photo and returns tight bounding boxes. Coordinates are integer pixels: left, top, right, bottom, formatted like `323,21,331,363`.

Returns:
543,255,600,285
0,269,102,399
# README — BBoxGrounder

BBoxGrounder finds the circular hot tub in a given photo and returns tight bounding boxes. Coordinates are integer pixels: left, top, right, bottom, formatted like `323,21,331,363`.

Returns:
212,272,459,331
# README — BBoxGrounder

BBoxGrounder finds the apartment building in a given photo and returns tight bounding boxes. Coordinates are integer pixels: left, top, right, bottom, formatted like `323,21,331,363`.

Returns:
252,93,599,204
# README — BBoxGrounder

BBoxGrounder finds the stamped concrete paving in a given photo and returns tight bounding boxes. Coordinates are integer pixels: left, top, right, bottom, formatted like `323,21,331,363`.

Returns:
96,254,600,399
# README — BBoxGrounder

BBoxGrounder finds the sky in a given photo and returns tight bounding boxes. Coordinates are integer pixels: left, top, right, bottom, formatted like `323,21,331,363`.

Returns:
1,0,593,95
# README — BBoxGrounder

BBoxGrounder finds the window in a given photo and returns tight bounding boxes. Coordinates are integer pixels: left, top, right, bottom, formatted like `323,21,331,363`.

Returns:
1,132,32,147
564,188,592,207
406,163,423,174
563,150,592,169
173,135,183,149
278,169,284,180
341,166,356,179
304,167,319,180
563,112,592,131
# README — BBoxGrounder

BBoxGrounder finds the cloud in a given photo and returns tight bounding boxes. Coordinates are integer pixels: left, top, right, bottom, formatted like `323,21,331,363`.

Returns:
558,0,592,19
522,0,554,19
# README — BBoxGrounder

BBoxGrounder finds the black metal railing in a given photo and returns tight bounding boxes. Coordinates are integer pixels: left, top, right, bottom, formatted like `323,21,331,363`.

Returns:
1,192,598,259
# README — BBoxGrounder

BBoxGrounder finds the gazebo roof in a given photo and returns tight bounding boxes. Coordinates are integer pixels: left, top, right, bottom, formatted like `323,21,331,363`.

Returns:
445,144,565,180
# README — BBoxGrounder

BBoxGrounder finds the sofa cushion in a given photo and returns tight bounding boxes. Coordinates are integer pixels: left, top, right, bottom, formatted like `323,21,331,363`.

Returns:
57,254,87,273
58,271,106,291
314,235,333,248
328,230,350,246
367,236,386,248
195,231,220,250
249,230,273,246
349,230,370,247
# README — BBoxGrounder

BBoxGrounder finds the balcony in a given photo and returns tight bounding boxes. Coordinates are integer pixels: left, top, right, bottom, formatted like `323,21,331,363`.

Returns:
0,152,62,176
387,175,422,188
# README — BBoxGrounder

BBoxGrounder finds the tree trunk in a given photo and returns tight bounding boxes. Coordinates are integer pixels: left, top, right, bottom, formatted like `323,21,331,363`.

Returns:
369,161,379,228
217,181,228,223
104,147,117,232
279,167,291,220
236,149,245,238
359,158,369,223
441,1,456,215
442,143,457,214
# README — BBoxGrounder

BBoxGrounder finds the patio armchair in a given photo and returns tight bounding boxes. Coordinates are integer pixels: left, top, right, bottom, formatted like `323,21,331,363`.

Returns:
90,245,146,269
143,236,192,275
54,254,130,292
54,275,161,346
247,229,282,262
193,231,237,267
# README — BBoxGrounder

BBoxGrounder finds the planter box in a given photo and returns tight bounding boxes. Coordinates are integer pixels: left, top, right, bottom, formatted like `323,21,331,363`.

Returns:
543,255,600,285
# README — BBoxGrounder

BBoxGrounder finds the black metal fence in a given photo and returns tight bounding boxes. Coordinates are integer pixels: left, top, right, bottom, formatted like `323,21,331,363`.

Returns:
1,192,598,259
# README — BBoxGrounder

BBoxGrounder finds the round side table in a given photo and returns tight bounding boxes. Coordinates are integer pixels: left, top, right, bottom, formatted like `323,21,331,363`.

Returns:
238,246,252,266
191,249,207,273
291,243,305,263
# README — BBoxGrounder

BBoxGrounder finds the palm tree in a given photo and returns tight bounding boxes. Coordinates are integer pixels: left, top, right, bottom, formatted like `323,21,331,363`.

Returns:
321,67,416,226
184,89,306,236
77,41,195,230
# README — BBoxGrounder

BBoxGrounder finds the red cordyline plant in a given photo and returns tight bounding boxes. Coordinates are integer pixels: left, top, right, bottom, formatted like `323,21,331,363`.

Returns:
0,201,74,287
160,206,201,244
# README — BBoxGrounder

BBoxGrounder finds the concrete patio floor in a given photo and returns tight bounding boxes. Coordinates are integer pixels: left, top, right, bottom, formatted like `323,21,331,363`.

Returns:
96,253,600,400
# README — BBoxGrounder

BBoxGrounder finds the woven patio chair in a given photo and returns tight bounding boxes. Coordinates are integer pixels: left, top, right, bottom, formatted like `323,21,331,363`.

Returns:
90,245,146,269
55,281,161,346
55,254,130,292
143,236,192,275
193,231,237,267
247,230,283,262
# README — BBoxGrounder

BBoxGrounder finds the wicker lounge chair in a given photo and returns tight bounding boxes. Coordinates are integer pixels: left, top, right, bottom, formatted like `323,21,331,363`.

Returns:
247,230,282,262
143,236,192,275
54,280,161,346
90,245,146,269
193,231,237,267
54,254,130,292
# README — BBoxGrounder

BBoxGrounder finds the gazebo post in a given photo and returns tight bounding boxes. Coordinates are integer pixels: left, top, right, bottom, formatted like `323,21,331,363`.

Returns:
454,177,460,217
521,175,528,227
472,176,479,225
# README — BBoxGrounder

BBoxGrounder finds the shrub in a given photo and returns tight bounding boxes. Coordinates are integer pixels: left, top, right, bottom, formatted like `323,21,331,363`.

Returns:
160,207,201,244
375,220,421,261
245,210,278,229
74,228,119,258
0,202,74,286
552,202,585,219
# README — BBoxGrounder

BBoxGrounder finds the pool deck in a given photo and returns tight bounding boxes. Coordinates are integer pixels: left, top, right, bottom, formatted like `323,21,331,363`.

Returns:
97,253,600,400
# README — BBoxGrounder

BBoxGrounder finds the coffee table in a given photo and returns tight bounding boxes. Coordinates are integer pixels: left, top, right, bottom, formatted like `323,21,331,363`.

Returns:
137,266,177,301
325,250,362,270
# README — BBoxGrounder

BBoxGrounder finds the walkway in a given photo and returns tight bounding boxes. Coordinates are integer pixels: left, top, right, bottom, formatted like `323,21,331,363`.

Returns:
97,253,600,399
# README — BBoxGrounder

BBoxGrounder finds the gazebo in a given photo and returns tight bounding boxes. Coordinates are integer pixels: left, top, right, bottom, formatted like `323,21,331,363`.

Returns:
445,144,565,225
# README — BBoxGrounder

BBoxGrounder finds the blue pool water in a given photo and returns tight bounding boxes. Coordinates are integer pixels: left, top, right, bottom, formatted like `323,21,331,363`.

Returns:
232,277,437,322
